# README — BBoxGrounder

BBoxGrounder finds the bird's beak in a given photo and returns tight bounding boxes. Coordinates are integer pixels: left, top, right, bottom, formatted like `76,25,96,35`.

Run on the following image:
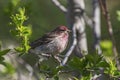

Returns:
67,29,71,33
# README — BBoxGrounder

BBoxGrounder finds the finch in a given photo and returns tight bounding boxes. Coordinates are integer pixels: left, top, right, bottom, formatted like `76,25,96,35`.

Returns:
29,26,70,57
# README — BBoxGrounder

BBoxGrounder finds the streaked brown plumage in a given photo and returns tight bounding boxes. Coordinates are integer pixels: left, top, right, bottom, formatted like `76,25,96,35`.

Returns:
29,26,70,55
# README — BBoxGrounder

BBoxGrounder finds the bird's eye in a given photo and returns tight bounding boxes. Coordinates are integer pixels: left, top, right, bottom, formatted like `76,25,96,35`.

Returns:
60,30,65,31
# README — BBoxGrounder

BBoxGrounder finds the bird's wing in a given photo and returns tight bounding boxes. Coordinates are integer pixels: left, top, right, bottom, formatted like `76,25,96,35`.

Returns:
30,32,57,49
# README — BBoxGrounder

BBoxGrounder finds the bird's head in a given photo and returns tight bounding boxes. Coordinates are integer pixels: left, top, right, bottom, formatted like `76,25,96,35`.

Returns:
54,26,71,33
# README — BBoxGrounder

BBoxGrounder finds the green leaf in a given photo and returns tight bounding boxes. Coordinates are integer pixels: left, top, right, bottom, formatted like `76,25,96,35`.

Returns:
100,40,112,49
100,40,113,56
10,30,19,37
11,0,20,7
40,64,50,71
2,62,15,74
22,26,32,36
117,10,120,21
0,56,5,63
14,47,24,53
96,60,109,68
10,7,32,55
68,57,88,71
54,75,59,80
86,54,99,65
0,49,10,56
39,65,62,78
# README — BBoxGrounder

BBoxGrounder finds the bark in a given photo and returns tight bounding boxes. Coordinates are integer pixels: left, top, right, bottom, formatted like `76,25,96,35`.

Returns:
92,1,103,79
67,0,88,57
92,0,101,54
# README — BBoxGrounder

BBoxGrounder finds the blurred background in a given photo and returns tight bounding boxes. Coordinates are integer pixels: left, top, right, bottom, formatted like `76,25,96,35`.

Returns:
0,0,120,80
0,0,120,52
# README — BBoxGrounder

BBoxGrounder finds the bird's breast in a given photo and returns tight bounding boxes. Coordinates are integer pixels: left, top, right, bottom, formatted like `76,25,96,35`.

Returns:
57,34,68,53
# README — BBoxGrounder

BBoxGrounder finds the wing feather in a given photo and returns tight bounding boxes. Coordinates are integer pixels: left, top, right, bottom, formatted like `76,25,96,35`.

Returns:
30,32,57,49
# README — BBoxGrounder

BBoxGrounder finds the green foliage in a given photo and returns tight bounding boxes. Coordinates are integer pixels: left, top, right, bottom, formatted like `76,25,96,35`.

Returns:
105,59,120,79
68,53,108,79
4,0,20,15
10,7,32,55
0,44,15,75
36,40,120,80
4,0,32,16
38,51,119,79
2,62,15,74
39,63,63,79
0,2,31,78
0,44,10,65
67,44,120,80
100,40,113,56
68,53,120,79
117,10,120,21
0,48,11,71
0,49,10,57
100,40,120,79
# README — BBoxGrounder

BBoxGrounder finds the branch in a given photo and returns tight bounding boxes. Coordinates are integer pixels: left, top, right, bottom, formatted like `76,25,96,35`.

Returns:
92,0,101,54
51,0,67,13
83,13,93,28
61,25,77,66
99,0,120,70
8,52,40,80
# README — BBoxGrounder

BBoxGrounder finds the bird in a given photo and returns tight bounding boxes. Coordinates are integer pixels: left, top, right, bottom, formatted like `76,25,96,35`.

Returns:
29,26,70,62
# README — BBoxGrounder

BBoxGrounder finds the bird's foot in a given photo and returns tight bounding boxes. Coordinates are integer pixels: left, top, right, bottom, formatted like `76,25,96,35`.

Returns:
53,55,63,64
40,53,52,57
56,54,65,58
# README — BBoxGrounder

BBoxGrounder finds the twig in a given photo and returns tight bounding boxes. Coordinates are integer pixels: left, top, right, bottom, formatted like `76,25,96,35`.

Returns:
90,74,102,80
45,77,50,80
83,13,93,28
99,0,120,70
51,0,67,13
61,25,77,66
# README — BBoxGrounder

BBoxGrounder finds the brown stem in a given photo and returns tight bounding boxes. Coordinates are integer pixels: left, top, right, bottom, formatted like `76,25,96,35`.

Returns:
99,0,120,70
51,0,67,13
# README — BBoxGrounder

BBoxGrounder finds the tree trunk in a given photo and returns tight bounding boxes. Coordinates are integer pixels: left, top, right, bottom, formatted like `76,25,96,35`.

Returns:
93,0,101,54
67,0,88,57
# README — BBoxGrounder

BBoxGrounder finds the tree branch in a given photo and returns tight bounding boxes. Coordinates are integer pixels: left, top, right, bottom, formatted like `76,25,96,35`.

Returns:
61,24,77,66
92,0,101,54
51,0,67,13
99,0,120,70
83,13,93,28
8,52,40,80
